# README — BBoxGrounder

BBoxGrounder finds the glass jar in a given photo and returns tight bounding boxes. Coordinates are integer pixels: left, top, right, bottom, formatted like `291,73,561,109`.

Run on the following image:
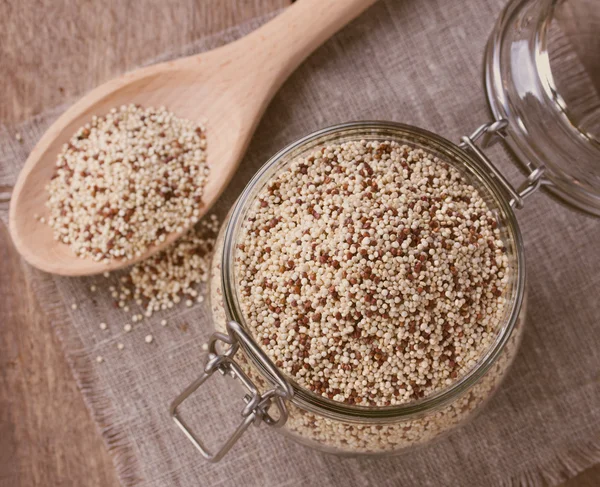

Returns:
171,0,599,462
171,122,527,461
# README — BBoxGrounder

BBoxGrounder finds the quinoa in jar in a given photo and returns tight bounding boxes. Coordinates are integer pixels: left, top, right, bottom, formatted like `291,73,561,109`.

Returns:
175,122,526,461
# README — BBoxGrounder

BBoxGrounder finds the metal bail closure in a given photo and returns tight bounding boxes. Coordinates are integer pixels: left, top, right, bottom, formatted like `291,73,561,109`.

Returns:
459,120,549,209
170,321,294,463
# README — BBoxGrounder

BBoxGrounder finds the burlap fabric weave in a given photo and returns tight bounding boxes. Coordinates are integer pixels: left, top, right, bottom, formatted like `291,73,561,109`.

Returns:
1,1,599,485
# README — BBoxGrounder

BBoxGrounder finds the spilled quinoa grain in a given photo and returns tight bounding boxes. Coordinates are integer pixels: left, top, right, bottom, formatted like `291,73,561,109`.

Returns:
115,215,219,317
236,140,510,407
45,104,209,261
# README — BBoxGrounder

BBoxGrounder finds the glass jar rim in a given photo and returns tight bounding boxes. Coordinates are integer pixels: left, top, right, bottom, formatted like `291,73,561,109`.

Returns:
220,121,526,421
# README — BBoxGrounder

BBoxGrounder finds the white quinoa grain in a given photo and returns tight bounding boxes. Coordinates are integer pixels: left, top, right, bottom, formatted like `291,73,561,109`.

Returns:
124,324,132,332
236,140,510,407
160,319,167,326
99,322,107,330
71,303,78,310
44,104,209,262
145,334,153,344
117,342,125,350
96,356,103,363
113,217,218,317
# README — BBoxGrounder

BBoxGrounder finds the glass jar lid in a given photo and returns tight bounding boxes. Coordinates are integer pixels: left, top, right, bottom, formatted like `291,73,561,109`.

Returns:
485,0,600,215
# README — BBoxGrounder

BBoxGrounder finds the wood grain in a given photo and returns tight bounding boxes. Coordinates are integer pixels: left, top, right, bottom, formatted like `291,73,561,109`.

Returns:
8,0,377,276
0,223,118,487
0,0,598,485
0,1,288,486
0,0,289,126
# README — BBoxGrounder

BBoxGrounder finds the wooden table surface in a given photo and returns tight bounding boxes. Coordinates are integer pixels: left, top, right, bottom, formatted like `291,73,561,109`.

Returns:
0,1,597,486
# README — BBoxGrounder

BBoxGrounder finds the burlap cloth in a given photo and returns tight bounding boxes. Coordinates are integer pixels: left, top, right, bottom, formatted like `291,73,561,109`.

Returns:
2,0,600,485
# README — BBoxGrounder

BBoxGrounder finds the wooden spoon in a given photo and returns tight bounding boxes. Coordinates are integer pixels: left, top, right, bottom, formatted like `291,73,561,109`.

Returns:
9,0,377,276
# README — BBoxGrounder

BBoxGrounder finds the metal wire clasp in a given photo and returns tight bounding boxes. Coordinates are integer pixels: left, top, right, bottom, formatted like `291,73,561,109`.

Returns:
170,321,293,462
459,120,549,209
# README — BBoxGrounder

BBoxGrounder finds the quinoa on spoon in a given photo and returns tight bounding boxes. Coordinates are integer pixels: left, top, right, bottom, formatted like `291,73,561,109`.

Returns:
9,0,377,276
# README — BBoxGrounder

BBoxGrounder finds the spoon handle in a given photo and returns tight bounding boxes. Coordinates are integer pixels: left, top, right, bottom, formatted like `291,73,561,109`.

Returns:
241,0,379,92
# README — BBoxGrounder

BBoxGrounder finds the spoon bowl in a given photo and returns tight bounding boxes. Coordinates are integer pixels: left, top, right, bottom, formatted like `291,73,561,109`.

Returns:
9,0,377,275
